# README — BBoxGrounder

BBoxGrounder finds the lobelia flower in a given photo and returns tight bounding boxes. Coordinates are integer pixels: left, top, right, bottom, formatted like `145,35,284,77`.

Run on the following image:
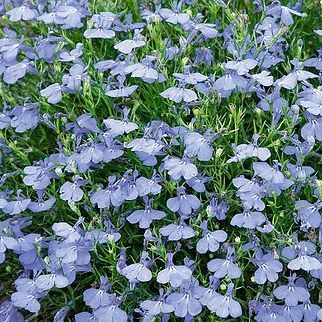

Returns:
276,59,318,90
173,66,208,85
213,71,248,95
194,47,214,66
296,301,321,322
0,171,16,187
84,12,116,39
99,134,125,163
104,74,138,98
90,176,123,209
196,221,227,254
59,177,89,203
52,219,83,244
126,135,164,167
207,194,229,220
167,279,204,318
27,191,56,213
227,143,253,163
207,283,242,318
0,107,11,131
0,191,8,210
13,232,43,269
116,247,127,276
75,312,98,322
124,55,164,83
250,296,285,322
198,276,220,306
295,200,322,230
10,101,40,133
54,237,92,266
257,45,285,68
14,276,39,294
267,1,305,26
186,174,210,193
157,253,192,287
233,176,266,211
182,14,218,39
301,114,322,143
141,4,162,23
160,217,195,241
287,161,314,185
304,49,322,72
53,306,71,322
114,170,139,202
256,219,274,234
164,156,198,180
167,187,201,215
35,270,69,291
251,70,274,87
227,134,271,163
55,4,89,29
163,38,179,61
284,241,321,272
159,1,190,25
0,228,17,264
0,300,24,322
103,108,138,136
281,304,304,322
135,170,163,196
230,208,267,229
77,141,105,165
257,85,288,116
134,306,154,321
224,57,257,76
127,197,166,228
253,161,293,196
160,80,198,103
85,219,121,245
0,28,23,52
184,131,215,161
11,290,41,313
58,43,83,62
207,246,241,279
114,29,146,54
35,34,62,63
6,4,36,22
255,15,285,46
40,83,63,104
2,191,31,215
273,273,310,306
3,59,38,84
93,294,128,322
121,251,152,282
113,13,146,32
11,276,45,313
252,248,283,284
315,29,322,36
95,53,133,75
65,113,100,144
297,87,322,116
62,63,89,94
282,133,314,159
140,289,174,317
83,276,113,309
23,159,58,190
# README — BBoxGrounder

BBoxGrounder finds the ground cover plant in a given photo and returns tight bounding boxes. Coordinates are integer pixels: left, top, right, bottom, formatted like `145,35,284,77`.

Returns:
0,0,322,321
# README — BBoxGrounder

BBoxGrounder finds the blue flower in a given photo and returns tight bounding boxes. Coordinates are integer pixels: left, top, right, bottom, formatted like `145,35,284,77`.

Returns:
207,283,242,318
157,253,192,287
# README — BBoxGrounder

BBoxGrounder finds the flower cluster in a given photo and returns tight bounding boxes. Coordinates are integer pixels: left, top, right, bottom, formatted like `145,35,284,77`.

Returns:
1,0,322,321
